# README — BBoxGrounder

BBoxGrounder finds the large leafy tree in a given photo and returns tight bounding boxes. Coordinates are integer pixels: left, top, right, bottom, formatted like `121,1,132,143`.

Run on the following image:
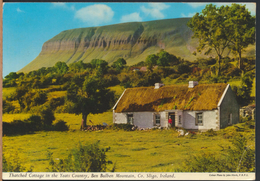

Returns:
65,75,114,129
90,59,108,75
187,4,233,75
157,50,179,67
111,58,127,71
225,4,255,69
145,54,158,71
54,61,68,74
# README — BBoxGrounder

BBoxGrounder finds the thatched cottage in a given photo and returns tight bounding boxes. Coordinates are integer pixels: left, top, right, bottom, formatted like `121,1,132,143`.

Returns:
113,81,239,131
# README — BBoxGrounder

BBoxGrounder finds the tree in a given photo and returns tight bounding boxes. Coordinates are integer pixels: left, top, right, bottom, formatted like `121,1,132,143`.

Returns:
111,58,127,71
90,59,108,75
13,85,29,109
54,61,68,74
187,4,233,75
157,50,179,67
69,61,91,73
4,72,19,80
225,4,255,69
65,75,114,129
145,54,158,71
236,72,253,106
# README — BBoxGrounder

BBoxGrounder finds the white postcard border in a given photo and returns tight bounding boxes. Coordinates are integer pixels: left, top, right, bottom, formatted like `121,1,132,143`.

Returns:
2,172,256,180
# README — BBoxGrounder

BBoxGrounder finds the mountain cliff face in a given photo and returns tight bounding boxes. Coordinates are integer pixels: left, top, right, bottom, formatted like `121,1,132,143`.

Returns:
19,18,255,73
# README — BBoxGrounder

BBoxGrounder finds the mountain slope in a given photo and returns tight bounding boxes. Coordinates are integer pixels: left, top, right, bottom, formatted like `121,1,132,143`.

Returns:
19,18,255,73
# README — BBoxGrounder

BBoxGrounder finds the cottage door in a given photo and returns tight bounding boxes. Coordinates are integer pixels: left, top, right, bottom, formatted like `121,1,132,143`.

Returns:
169,113,175,127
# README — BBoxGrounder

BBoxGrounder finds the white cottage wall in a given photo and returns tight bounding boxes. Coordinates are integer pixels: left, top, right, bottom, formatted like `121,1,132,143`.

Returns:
133,112,154,128
113,112,127,124
114,112,169,128
183,110,218,131
114,112,154,128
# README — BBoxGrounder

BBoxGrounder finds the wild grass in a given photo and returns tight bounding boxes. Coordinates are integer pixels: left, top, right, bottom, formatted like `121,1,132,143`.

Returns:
2,112,255,172
2,114,31,123
47,91,66,99
109,85,125,97
54,112,113,130
2,129,230,172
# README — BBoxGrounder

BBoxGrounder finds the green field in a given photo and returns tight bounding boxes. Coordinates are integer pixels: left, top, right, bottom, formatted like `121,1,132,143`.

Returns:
2,111,255,172
2,74,255,172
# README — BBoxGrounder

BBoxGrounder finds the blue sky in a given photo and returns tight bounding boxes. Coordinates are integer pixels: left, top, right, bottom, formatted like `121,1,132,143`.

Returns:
3,2,256,77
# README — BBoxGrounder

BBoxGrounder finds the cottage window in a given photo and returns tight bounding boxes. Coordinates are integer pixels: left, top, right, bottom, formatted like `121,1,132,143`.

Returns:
127,114,134,125
155,114,160,125
178,115,181,124
195,112,203,126
228,113,232,125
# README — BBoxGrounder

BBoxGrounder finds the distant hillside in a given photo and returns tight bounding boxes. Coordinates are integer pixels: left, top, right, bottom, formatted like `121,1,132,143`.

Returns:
19,18,255,73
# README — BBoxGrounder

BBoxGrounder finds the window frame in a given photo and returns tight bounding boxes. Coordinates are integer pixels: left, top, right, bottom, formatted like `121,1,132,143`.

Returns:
127,114,134,125
195,112,203,126
178,115,182,124
155,114,161,126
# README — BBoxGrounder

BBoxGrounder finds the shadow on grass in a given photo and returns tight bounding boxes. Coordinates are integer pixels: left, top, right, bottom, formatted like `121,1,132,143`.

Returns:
151,162,173,168
114,154,130,157
131,147,148,151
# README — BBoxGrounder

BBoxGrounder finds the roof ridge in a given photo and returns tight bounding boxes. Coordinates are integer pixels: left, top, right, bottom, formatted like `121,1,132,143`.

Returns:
126,83,228,90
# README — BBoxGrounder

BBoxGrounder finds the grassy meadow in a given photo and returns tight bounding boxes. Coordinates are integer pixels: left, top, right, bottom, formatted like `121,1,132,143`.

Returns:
2,110,255,172
2,72,255,172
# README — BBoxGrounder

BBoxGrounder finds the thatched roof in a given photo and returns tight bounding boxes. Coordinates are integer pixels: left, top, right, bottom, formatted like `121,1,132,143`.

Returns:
114,83,228,113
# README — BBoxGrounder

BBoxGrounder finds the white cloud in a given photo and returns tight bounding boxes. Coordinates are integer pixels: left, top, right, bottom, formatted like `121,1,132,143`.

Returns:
75,4,114,26
51,2,75,11
52,2,67,8
187,2,255,15
244,3,256,15
148,3,170,10
181,12,196,18
214,3,256,15
121,12,142,23
141,3,170,19
186,3,209,8
17,7,25,13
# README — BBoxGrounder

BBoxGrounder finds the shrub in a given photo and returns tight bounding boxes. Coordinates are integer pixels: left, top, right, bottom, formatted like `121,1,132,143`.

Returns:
3,153,33,172
175,152,223,172
177,62,191,74
209,76,229,83
176,135,255,172
103,74,120,87
110,124,135,131
2,100,15,113
37,105,55,127
53,120,69,131
26,115,43,131
169,73,180,79
47,142,112,172
203,128,217,137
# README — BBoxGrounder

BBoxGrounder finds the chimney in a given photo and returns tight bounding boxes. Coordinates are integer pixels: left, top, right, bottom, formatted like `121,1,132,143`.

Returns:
155,83,164,89
188,81,198,88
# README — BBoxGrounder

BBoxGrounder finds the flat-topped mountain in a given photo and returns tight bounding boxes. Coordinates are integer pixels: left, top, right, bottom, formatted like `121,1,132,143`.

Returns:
19,18,255,73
